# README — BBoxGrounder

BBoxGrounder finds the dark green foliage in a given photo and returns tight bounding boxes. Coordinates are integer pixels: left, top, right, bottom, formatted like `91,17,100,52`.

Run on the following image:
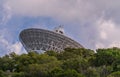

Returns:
0,47,120,77
107,71,120,77
24,64,48,77
12,72,25,77
62,57,89,73
85,67,100,77
49,68,85,77
0,70,6,77
90,48,120,67
57,48,94,60
98,65,113,77
45,50,58,56
112,59,120,72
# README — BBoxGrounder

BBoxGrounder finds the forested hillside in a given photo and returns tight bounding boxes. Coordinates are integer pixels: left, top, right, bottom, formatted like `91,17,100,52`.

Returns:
0,48,120,77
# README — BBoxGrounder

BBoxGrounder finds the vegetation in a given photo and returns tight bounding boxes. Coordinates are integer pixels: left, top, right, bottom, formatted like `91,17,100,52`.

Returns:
0,47,120,77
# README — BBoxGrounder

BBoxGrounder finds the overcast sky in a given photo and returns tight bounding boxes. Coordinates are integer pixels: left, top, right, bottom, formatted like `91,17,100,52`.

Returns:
0,0,120,56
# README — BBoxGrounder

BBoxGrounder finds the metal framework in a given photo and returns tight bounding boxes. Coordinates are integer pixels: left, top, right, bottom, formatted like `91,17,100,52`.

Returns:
19,28,83,53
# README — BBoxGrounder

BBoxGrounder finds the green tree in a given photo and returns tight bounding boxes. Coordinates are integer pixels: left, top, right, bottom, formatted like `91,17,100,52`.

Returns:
98,65,113,77
12,72,25,77
45,50,58,57
24,64,48,77
91,48,120,66
107,71,120,77
49,68,84,77
85,67,100,77
60,69,84,77
112,59,120,72
0,70,6,77
57,48,94,60
0,55,15,72
62,57,88,73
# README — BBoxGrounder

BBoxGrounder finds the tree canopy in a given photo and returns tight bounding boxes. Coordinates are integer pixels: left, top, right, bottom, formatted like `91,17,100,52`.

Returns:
0,47,120,77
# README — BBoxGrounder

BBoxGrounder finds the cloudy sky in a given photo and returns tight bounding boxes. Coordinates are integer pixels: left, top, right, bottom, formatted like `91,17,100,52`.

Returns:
0,0,120,56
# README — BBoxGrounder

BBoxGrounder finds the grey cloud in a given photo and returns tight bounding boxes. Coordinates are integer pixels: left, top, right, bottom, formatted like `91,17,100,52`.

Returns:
4,0,120,49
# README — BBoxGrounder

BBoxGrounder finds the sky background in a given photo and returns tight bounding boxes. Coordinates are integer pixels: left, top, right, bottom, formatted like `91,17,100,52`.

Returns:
0,0,120,56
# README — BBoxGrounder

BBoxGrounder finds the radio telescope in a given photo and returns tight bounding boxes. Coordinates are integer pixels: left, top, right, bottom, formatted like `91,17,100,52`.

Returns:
19,26,84,53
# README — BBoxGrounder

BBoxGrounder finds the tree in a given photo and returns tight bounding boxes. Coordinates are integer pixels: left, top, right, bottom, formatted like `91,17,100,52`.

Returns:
0,55,15,72
97,65,113,77
45,50,58,57
60,69,85,77
91,48,120,66
62,57,89,73
112,58,120,72
24,64,48,77
85,67,100,77
12,72,25,77
57,48,94,60
0,70,6,77
107,71,120,77
49,68,84,77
